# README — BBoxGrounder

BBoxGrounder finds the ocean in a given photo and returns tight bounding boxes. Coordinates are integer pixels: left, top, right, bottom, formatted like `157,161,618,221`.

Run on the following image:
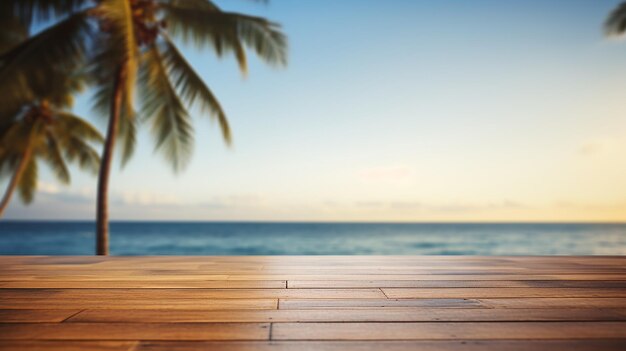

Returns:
0,221,625,255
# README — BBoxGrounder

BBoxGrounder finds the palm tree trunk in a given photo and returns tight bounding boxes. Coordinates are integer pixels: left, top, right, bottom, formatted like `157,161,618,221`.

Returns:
0,146,33,218
96,64,127,255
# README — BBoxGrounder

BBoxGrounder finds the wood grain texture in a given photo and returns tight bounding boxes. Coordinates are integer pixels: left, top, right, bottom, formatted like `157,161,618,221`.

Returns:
0,323,270,340
288,280,626,288
1,256,626,350
0,309,82,323
231,274,626,281
478,297,626,308
0,288,385,299
134,340,626,351
68,308,626,323
0,280,287,289
272,322,626,340
381,287,626,298
0,298,278,310
0,341,137,351
278,298,484,309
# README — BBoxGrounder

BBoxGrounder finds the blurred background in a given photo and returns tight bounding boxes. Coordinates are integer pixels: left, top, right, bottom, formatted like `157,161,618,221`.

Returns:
1,0,625,255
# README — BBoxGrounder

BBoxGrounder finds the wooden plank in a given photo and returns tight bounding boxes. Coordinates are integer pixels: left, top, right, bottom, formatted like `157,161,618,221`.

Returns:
382,287,626,298
68,308,626,323
616,309,626,317
0,280,287,289
3,274,626,282
278,299,484,309
211,269,626,275
227,274,626,281
133,340,626,351
0,341,137,351
272,322,626,340
25,267,626,281
0,275,230,282
0,323,270,341
288,280,626,288
275,271,626,276
478,298,626,308
525,280,626,288
0,309,82,323
0,288,385,300
0,299,278,310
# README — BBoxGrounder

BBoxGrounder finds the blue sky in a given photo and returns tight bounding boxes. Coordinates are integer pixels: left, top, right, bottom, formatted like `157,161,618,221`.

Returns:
4,0,626,221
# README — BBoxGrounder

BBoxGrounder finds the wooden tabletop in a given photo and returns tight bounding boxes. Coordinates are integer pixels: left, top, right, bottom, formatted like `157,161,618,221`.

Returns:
0,256,625,350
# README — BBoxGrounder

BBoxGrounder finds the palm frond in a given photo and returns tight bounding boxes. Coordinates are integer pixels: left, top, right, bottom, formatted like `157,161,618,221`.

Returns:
35,71,88,111
56,112,104,144
117,108,137,167
162,37,232,144
0,11,91,116
0,16,28,55
91,64,137,165
606,2,626,37
97,0,139,112
0,119,31,159
1,0,86,26
140,46,194,172
39,133,71,184
90,61,121,118
0,154,20,179
0,122,26,175
163,0,219,13
161,2,287,71
234,13,287,66
17,157,37,204
63,135,101,174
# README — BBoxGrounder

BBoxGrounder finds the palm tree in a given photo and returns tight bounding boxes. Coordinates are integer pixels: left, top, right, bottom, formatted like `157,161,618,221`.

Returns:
1,0,287,254
0,81,104,218
0,13,103,218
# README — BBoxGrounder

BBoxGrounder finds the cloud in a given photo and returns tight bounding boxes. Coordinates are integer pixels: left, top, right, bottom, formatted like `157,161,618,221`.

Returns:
423,200,528,213
554,201,626,211
34,182,94,204
196,194,264,210
219,194,263,205
4,190,95,220
37,181,60,194
114,191,263,210
45,192,94,204
390,201,421,209
350,199,526,213
114,190,181,206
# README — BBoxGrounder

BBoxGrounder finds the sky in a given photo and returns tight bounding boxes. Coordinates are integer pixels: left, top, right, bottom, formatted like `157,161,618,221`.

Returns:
4,0,626,222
